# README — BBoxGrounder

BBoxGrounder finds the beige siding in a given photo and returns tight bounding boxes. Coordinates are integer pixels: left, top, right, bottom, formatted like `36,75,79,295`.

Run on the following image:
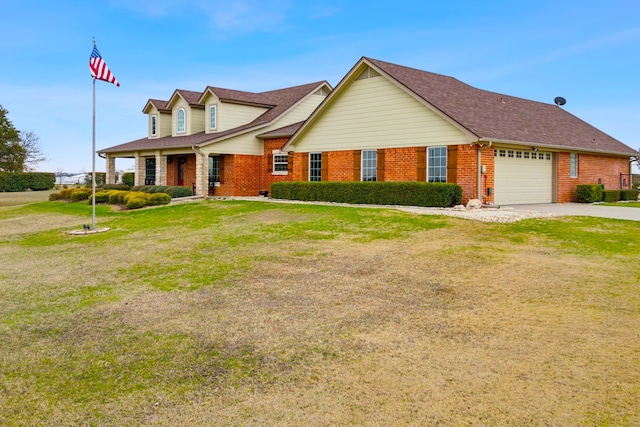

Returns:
278,92,326,125
159,112,171,137
190,108,205,134
290,76,466,152
146,106,158,138
218,103,269,131
171,98,189,137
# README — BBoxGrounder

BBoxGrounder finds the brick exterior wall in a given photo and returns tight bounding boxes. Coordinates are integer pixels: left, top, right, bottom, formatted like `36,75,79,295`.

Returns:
557,153,631,202
165,155,197,190
263,138,292,192
214,154,263,196
384,147,418,181
328,150,355,181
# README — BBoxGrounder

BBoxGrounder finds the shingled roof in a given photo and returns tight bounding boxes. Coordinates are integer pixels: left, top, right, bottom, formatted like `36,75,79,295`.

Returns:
100,81,329,154
365,58,637,156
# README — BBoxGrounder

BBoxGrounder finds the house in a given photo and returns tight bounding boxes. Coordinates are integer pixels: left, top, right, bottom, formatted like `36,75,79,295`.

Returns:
268,57,638,204
98,81,332,197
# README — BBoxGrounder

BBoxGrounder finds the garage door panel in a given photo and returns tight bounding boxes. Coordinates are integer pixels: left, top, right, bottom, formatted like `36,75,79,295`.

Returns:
495,149,552,205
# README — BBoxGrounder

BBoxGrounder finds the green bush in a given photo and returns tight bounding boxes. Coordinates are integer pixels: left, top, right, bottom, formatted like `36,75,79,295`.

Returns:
576,184,602,203
0,172,55,192
108,190,128,205
147,193,172,206
131,185,154,192
620,189,639,201
99,184,130,191
270,181,462,208
601,190,620,203
124,191,149,205
70,188,92,202
89,191,110,204
56,188,74,200
48,193,61,201
125,196,149,210
164,186,193,198
121,172,134,187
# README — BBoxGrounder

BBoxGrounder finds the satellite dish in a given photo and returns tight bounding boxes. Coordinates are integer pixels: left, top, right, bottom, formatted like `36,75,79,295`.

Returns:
554,96,566,106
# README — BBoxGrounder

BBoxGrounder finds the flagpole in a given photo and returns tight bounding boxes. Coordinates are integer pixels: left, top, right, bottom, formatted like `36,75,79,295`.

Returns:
92,74,97,230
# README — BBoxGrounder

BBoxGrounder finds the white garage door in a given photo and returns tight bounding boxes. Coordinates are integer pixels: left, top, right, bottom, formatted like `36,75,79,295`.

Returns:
494,149,553,205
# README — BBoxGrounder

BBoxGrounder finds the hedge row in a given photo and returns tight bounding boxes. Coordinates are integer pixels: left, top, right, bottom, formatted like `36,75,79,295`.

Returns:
577,184,638,203
0,172,56,192
49,188,171,209
131,185,193,198
270,181,463,208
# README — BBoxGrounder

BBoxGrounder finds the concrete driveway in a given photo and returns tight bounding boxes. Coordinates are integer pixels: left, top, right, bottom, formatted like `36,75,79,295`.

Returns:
508,203,640,221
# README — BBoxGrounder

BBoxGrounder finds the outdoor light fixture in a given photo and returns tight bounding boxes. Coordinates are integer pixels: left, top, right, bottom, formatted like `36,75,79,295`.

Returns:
531,147,539,152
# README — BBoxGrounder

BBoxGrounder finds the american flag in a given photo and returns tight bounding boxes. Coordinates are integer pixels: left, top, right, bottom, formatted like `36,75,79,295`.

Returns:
90,45,120,87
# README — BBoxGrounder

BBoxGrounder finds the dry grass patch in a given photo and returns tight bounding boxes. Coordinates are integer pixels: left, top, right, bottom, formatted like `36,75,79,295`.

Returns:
1,201,639,425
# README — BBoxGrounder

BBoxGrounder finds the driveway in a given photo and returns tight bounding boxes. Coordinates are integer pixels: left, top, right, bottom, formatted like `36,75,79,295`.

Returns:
508,203,640,221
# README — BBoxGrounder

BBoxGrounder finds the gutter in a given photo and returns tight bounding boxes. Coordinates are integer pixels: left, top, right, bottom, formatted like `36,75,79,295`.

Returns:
477,137,639,157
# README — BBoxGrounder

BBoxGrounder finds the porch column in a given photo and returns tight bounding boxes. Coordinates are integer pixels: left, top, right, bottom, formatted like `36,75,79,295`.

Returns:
105,154,116,185
134,153,145,186
194,150,208,197
155,151,167,186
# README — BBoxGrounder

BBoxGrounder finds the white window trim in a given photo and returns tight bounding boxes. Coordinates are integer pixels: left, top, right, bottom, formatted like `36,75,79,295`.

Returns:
272,153,288,176
309,152,322,181
361,149,377,181
427,146,448,183
209,104,217,131
570,153,578,178
177,107,186,134
150,114,157,137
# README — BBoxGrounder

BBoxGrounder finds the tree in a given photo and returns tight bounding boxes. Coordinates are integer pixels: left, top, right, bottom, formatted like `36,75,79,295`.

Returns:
20,131,46,171
0,105,45,173
0,105,26,173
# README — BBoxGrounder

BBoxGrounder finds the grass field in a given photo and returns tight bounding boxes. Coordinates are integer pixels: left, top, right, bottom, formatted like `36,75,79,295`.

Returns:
1,193,639,425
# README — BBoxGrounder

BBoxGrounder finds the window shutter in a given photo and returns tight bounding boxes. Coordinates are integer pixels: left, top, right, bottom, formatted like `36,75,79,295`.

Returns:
267,152,273,172
287,154,293,174
321,152,328,181
417,147,426,181
353,150,361,181
377,149,385,182
301,153,309,181
447,145,457,183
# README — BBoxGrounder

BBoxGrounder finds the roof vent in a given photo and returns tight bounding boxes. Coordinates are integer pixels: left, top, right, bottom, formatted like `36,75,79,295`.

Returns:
554,96,566,106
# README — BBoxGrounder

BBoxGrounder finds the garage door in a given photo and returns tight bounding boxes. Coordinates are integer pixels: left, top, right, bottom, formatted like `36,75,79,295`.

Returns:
494,148,553,205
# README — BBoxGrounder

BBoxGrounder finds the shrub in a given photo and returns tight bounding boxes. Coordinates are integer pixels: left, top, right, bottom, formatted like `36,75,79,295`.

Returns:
270,181,462,208
70,188,92,202
126,196,149,209
164,186,193,198
89,191,110,204
620,189,639,201
108,190,129,205
49,193,61,201
147,193,172,206
576,184,602,203
121,172,134,187
0,172,55,192
57,188,74,200
99,184,130,191
124,191,149,205
131,185,153,192
601,190,620,203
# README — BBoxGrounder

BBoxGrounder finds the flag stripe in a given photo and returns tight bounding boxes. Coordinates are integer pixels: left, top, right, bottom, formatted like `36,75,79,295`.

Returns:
90,46,120,87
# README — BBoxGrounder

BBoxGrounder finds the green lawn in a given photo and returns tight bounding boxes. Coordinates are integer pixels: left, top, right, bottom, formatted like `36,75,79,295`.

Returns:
600,201,640,208
1,196,639,426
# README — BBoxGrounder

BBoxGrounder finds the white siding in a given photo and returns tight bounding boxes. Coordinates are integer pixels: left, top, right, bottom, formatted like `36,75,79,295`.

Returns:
289,76,466,152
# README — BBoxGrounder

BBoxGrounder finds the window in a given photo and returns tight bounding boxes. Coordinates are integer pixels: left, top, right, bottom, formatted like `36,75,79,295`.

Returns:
516,151,522,158
508,150,514,158
361,150,377,181
570,153,578,178
209,156,220,186
309,152,322,181
145,158,156,185
427,146,447,182
209,105,217,130
273,154,288,174
177,108,186,134
151,114,157,136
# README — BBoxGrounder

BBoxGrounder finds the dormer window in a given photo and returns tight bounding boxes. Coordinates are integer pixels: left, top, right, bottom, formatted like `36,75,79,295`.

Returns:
177,108,186,134
150,114,157,136
209,105,217,130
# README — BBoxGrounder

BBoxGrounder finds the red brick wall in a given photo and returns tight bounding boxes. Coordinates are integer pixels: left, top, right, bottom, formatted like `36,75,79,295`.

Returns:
328,150,355,181
557,153,631,202
165,155,196,188
384,147,418,181
263,138,292,191
214,154,263,196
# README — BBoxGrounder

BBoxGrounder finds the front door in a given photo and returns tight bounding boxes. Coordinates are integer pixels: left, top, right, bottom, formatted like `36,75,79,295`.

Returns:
176,156,186,186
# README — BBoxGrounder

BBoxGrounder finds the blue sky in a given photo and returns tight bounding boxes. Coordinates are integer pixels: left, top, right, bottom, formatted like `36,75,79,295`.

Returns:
1,0,639,173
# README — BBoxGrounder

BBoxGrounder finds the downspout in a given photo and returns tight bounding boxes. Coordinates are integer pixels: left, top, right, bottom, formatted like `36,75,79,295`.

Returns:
476,141,492,202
